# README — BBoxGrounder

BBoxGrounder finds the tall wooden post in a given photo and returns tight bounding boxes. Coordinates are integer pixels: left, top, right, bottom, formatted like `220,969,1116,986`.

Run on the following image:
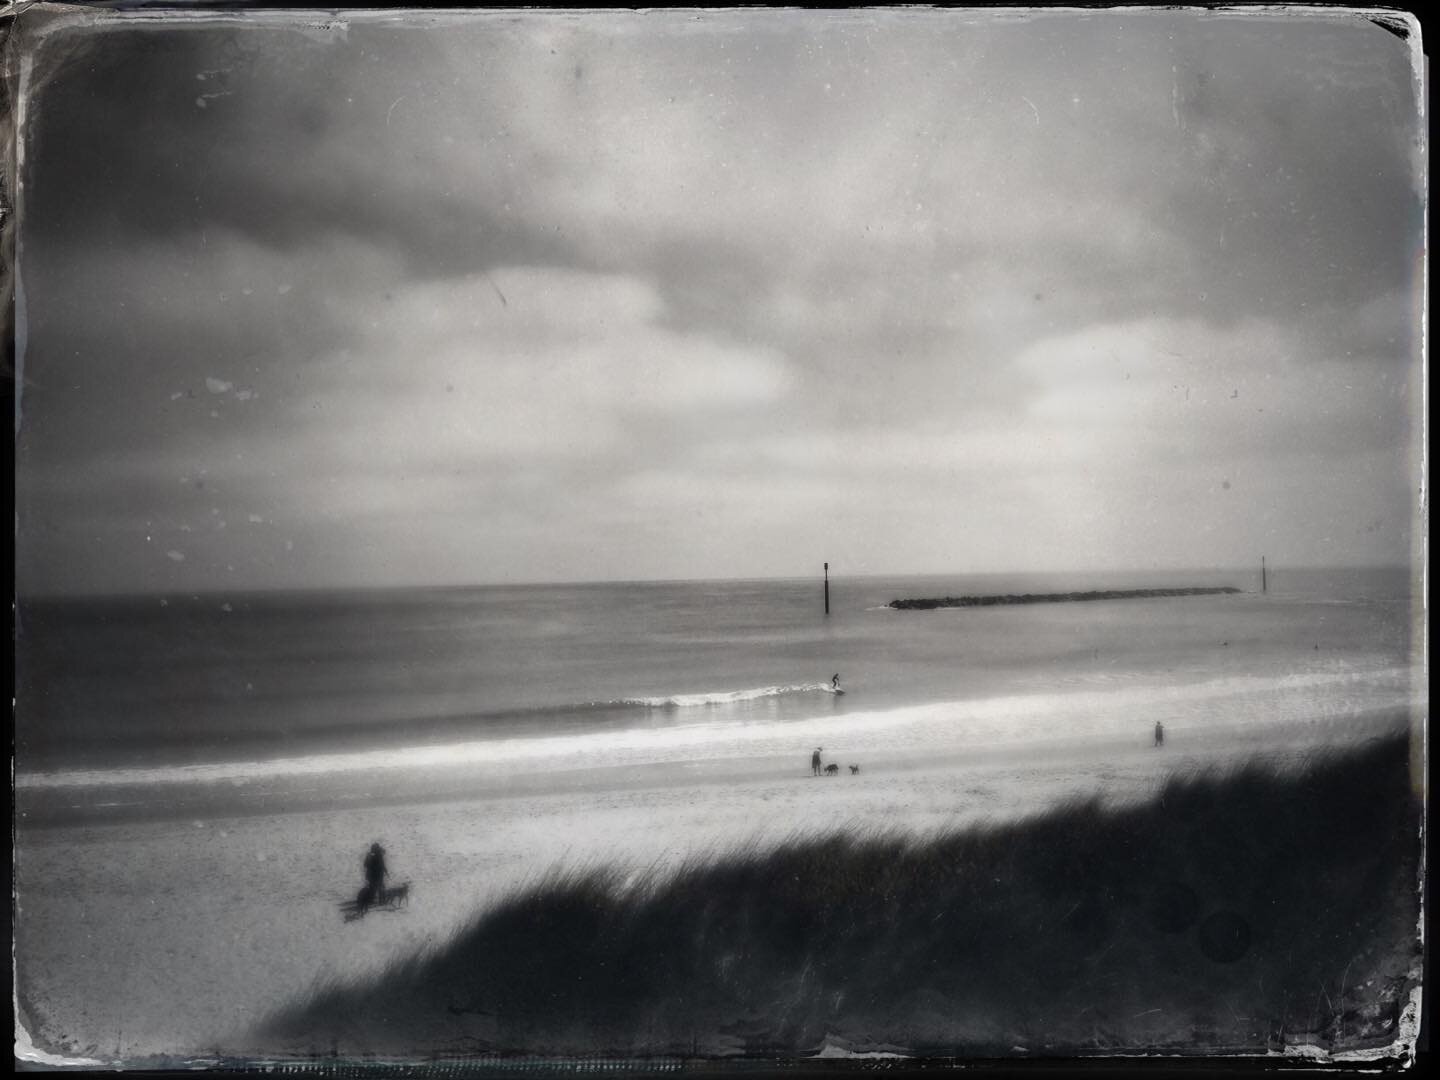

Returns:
824,562,830,615
1262,556,1267,594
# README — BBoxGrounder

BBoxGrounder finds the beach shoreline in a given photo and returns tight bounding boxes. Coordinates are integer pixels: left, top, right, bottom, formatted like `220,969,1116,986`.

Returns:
14,704,1417,1062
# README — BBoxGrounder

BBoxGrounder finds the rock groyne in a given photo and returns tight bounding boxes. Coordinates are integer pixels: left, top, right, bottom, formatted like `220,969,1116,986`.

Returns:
889,586,1242,610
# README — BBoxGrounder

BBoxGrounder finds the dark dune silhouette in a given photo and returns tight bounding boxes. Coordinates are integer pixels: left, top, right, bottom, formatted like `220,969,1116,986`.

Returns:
261,733,1419,1061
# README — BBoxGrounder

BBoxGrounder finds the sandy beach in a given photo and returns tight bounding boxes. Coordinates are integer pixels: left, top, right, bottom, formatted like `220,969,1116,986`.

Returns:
14,703,1416,1064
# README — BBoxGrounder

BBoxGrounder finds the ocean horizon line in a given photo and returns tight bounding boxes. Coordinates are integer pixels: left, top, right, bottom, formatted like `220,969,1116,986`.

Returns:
14,562,1411,604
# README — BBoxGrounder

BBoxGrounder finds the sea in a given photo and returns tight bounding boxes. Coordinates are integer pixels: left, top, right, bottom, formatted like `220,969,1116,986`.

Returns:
14,566,1423,824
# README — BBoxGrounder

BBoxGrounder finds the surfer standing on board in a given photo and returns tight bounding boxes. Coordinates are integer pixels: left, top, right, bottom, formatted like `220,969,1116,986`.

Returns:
831,674,841,690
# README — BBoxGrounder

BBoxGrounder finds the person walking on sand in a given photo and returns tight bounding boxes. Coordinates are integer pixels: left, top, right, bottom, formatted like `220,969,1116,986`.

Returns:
1154,721,1165,748
363,841,388,904
811,747,823,776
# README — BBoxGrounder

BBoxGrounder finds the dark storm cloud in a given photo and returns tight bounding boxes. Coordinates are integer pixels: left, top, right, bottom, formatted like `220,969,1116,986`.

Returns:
22,12,1421,345
22,23,580,277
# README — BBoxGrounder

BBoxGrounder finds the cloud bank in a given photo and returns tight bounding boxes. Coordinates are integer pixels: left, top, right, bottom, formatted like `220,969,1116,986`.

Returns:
14,8,1424,592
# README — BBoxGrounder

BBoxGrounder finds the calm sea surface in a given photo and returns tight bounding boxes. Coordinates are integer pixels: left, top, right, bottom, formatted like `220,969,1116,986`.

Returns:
16,566,1419,782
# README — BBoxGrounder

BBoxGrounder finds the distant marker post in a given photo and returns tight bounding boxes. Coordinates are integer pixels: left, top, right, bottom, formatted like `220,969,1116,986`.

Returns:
1262,555,1267,594
824,562,830,615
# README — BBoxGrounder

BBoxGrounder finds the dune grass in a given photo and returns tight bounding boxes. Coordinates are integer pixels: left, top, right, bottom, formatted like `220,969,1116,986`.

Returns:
262,733,1422,1061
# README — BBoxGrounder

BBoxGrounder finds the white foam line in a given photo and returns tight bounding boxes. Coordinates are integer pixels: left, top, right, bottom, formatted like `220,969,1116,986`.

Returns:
625,682,832,707
17,668,1417,791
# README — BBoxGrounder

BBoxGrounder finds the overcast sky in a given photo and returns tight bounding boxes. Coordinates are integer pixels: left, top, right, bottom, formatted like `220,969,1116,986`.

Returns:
13,8,1425,594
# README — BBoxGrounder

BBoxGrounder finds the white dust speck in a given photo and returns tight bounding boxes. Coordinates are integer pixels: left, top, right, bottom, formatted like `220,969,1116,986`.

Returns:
206,377,233,394
235,389,255,402
248,514,264,523
166,550,186,562
170,391,184,401
209,410,220,419
220,603,233,612
242,288,253,296
277,283,292,294
195,97,208,109
284,540,294,551
193,820,205,829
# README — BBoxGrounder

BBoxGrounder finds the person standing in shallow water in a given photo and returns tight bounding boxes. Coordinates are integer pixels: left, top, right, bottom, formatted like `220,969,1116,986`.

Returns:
1154,721,1165,747
811,747,823,776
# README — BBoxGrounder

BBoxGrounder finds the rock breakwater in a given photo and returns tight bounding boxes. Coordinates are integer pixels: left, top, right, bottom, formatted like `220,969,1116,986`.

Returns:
889,587,1242,610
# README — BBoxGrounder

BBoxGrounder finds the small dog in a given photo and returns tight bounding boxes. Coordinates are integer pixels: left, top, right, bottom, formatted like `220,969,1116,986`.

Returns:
385,882,411,908
824,763,840,776
849,765,860,775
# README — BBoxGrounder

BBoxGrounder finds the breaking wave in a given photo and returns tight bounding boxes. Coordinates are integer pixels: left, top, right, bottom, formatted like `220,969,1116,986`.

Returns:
619,683,837,708
15,667,1417,793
